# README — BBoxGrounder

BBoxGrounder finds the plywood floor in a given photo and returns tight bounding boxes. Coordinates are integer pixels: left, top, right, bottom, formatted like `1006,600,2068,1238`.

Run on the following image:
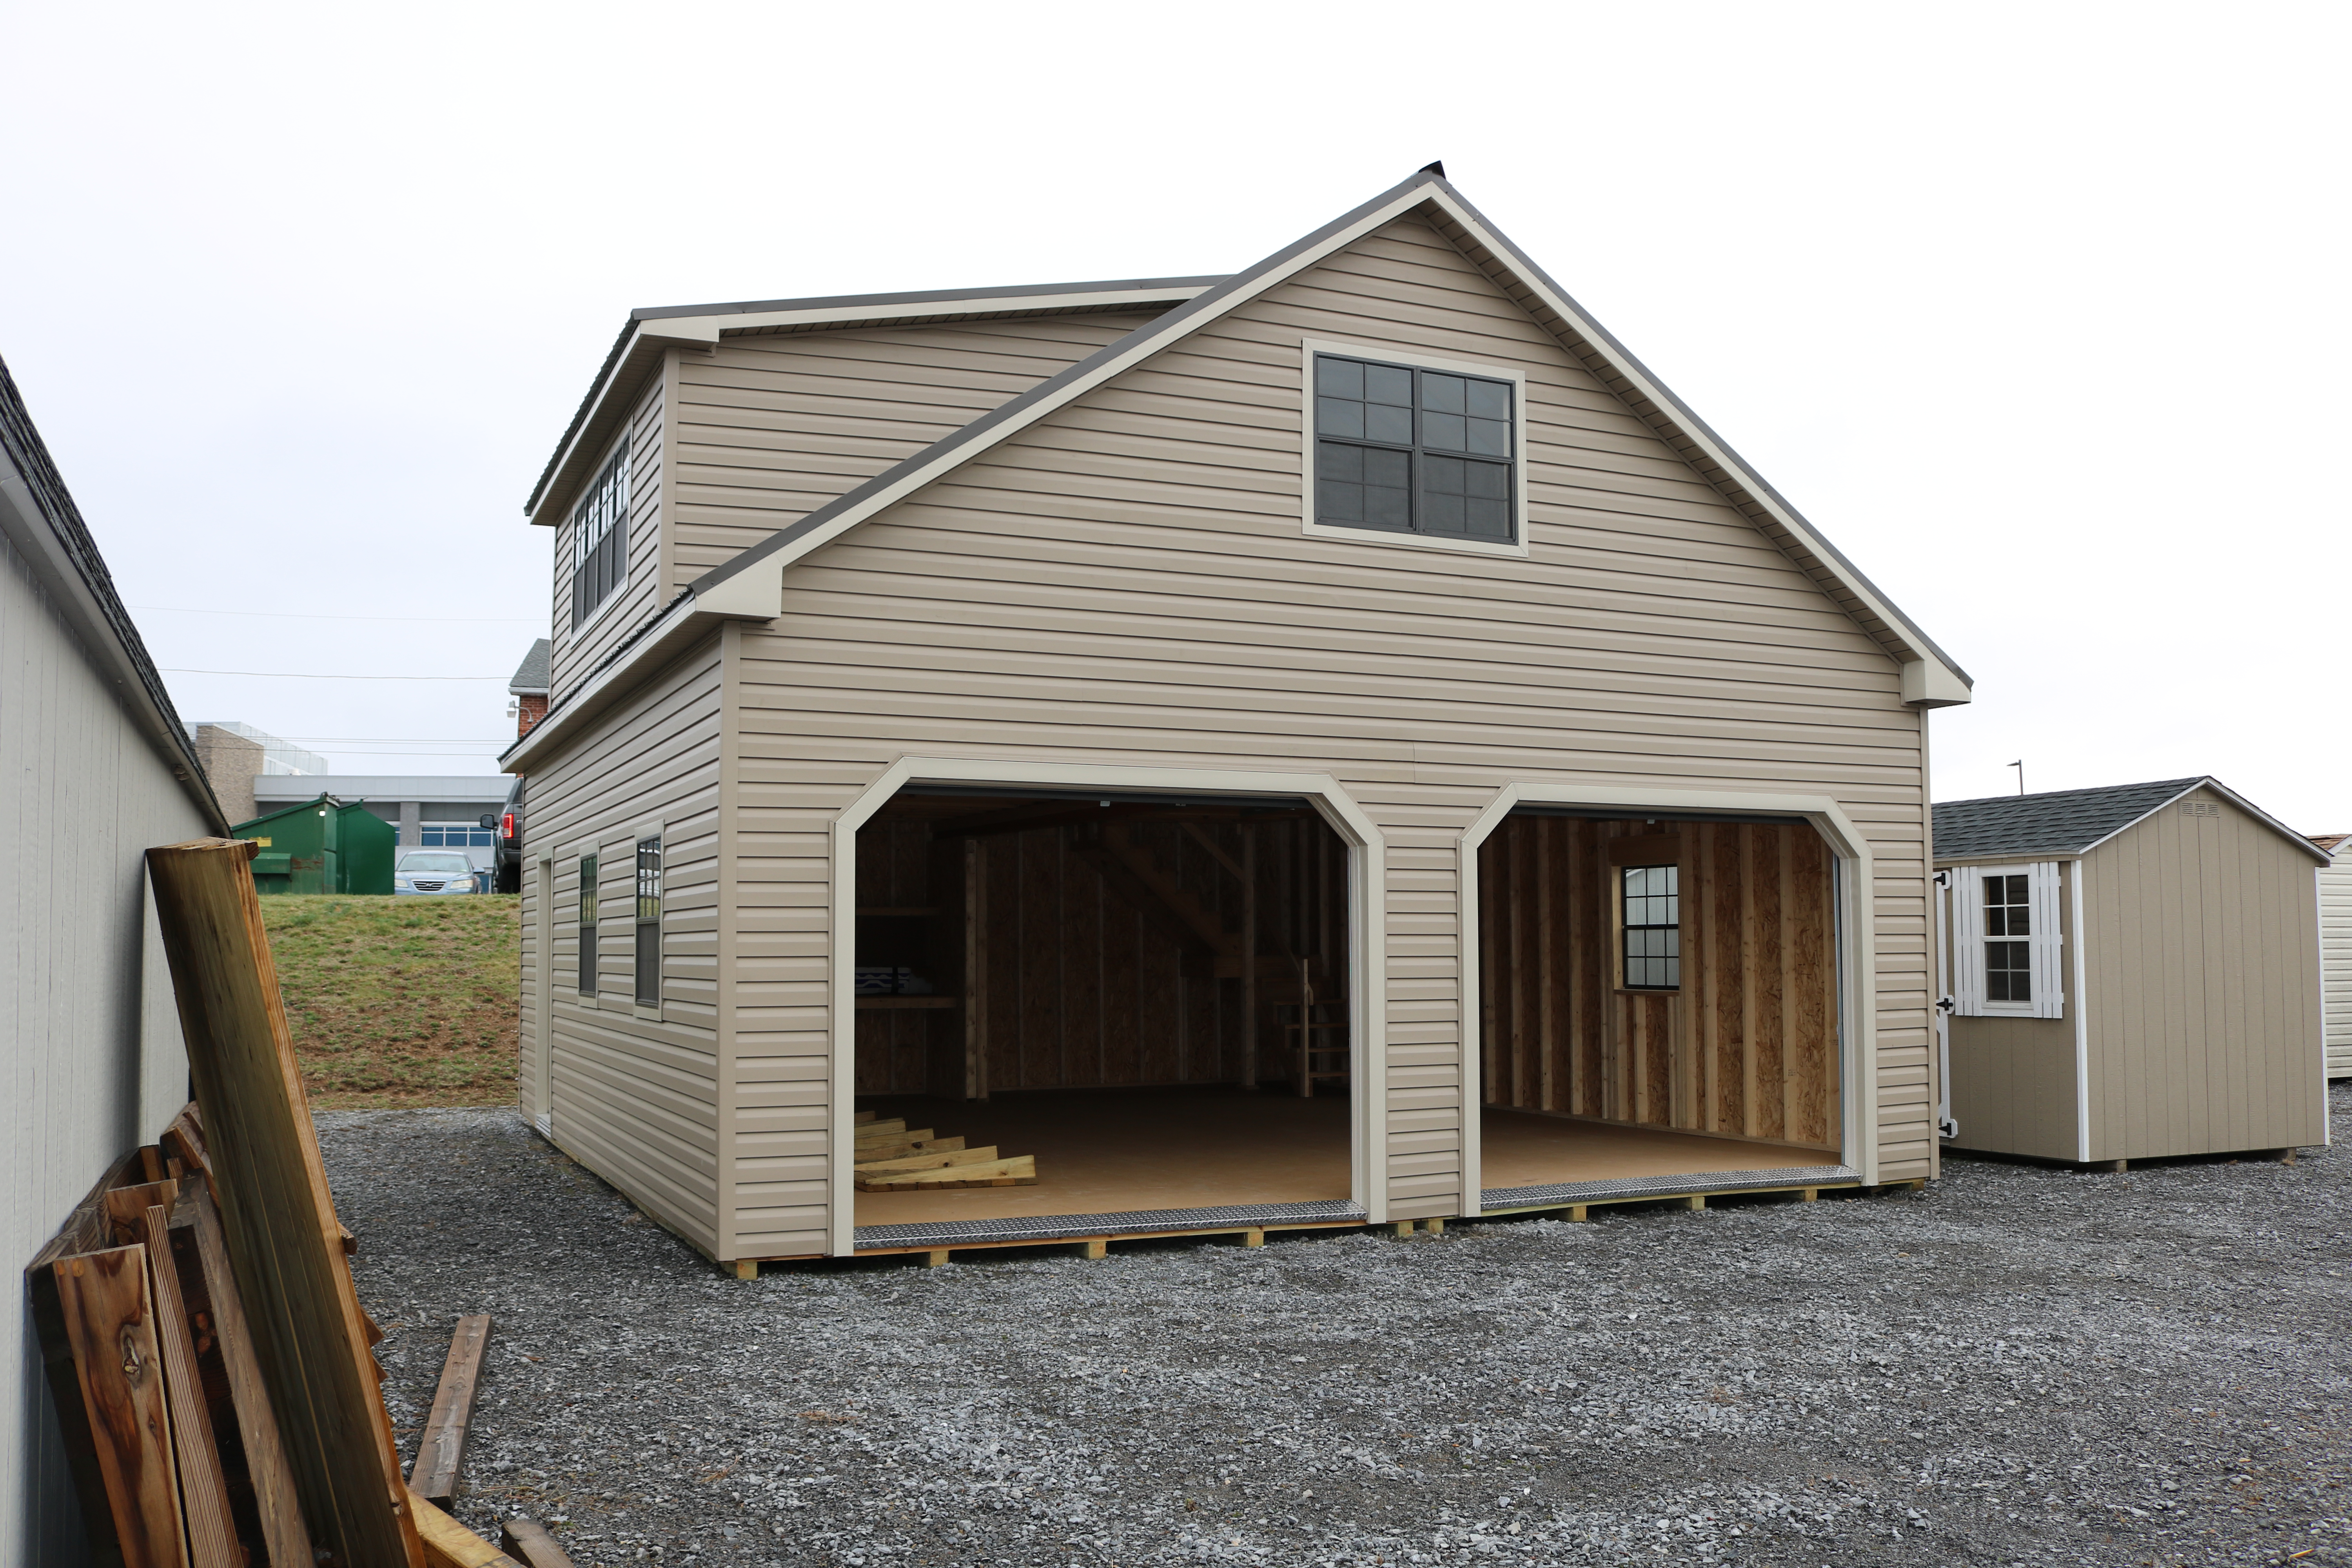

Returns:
853,1087,1351,1227
1479,1107,1832,1189
853,1089,1835,1227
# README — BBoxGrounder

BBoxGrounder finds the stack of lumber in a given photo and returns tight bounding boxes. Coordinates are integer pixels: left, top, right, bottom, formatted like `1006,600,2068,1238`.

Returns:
24,837,571,1568
852,1109,1038,1191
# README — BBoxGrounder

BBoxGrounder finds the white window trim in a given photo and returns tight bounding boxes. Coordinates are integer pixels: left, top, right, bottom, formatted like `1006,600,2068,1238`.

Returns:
1949,862,2064,1020
572,843,603,1010
1296,338,1532,559
564,436,633,640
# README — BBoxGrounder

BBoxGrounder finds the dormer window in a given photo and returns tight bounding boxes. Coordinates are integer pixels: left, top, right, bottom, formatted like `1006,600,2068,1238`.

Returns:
1312,353,1516,544
571,437,630,628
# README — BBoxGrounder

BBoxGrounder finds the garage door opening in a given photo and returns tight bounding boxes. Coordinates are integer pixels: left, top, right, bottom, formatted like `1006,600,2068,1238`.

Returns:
1475,812,1849,1208
849,788,1357,1242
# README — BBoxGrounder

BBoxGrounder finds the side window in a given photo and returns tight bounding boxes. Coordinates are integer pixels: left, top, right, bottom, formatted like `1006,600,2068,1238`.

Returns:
571,437,630,629
1313,354,1516,543
634,837,662,1008
1949,862,2063,1018
1620,864,1681,990
577,853,598,995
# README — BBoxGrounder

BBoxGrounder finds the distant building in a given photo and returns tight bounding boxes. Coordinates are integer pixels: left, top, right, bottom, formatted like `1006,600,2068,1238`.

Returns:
252,773,506,869
183,720,325,824
510,638,550,737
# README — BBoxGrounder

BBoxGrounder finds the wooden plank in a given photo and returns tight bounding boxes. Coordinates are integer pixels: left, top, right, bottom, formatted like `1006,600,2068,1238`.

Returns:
51,1246,185,1568
850,1120,911,1140
178,1186,314,1568
1779,828,1802,1143
853,1145,997,1174
964,836,989,1100
27,1153,147,1567
855,1155,1037,1190
409,1315,494,1508
1241,824,1258,1090
146,836,426,1568
140,1207,240,1568
498,1518,580,1568
1739,824,1760,1139
409,1492,524,1568
1537,816,1557,1112
104,1181,180,1245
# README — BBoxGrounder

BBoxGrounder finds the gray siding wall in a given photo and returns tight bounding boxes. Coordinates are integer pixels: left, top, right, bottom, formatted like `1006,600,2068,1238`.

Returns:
2321,846,2352,1078
1,527,210,1565
670,313,1161,592
524,637,726,1254
717,215,1932,1257
550,381,666,704
2081,785,2327,1159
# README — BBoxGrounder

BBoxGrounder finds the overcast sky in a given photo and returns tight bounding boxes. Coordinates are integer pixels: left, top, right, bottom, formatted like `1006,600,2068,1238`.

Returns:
4,2,2343,826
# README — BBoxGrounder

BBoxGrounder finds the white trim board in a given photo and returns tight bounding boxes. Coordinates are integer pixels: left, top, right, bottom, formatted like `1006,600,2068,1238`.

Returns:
820,755,1392,1259
1454,782,1882,1202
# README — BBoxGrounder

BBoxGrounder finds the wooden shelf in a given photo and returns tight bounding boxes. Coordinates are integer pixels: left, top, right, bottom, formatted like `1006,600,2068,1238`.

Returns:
857,906,939,918
855,995,960,1010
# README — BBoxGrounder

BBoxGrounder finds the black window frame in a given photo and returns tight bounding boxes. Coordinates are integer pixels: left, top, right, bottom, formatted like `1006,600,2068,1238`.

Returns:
1982,872,2032,1004
577,853,598,995
1312,353,1517,544
570,436,631,629
1620,864,1681,991
634,836,662,1008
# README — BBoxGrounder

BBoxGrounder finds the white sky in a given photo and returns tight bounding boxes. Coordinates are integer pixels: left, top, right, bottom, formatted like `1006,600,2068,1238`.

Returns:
4,2,2344,826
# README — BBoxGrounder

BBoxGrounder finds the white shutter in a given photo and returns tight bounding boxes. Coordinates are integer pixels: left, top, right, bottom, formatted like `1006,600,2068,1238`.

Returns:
1949,866,1987,1015
2027,860,2065,1020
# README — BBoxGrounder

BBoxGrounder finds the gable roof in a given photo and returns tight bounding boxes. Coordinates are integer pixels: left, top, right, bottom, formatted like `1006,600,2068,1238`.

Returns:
524,276,1225,522
509,637,550,695
2312,832,2350,855
505,169,1973,771
0,353,228,831
1935,777,2328,864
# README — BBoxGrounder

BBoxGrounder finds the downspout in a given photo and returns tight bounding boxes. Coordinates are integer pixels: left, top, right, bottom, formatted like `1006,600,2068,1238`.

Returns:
1931,869,1958,1141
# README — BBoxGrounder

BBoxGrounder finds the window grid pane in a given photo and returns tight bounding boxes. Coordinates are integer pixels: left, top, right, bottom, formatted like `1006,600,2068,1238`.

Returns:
1621,864,1681,990
571,437,631,628
1982,874,2032,1002
1314,354,1514,543
577,854,598,995
635,837,662,1007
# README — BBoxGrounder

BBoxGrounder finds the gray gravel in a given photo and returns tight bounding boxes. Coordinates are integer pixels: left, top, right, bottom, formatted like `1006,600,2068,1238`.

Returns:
320,1085,2352,1568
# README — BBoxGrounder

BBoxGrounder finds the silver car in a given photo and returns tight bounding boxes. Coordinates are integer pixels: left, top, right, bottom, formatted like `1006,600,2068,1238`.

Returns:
394,850,477,895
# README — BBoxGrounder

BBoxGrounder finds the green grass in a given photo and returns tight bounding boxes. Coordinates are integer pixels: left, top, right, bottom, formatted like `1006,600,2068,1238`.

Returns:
259,894,519,1109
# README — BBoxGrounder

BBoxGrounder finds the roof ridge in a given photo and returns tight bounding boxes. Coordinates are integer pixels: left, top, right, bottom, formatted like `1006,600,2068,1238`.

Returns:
1936,775,2205,808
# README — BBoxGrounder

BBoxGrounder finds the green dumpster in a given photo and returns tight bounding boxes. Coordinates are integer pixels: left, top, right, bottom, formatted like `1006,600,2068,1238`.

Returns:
231,794,397,895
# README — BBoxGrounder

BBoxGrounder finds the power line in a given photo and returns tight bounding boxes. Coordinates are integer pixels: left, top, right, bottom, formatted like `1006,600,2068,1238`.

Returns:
162,669,508,680
282,736,516,743
134,604,542,625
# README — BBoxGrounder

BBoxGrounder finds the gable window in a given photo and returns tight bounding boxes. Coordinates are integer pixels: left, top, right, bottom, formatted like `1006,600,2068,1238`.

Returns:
571,437,630,629
577,853,598,995
1314,354,1515,543
1947,862,2063,1018
634,836,662,1008
1621,864,1681,990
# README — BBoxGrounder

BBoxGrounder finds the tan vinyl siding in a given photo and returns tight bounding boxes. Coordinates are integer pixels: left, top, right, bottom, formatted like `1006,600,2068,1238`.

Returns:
671,314,1161,591
2080,786,2327,1160
527,637,727,1254
1,526,213,1558
724,214,1931,1247
2321,846,2352,1078
551,380,666,703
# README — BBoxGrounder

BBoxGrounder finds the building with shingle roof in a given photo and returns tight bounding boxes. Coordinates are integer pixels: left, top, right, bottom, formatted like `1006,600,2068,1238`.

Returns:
2315,832,2352,1079
1932,776,2327,1167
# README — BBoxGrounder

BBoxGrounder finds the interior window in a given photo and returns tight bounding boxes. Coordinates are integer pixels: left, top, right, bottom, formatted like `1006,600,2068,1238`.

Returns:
1621,864,1681,989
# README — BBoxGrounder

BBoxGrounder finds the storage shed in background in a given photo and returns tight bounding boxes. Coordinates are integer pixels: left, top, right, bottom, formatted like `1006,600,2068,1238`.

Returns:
2317,832,2352,1079
232,793,396,895
1933,778,2328,1168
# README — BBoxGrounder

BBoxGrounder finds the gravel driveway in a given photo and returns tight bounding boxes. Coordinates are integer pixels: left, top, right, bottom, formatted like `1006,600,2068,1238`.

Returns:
321,1085,2352,1568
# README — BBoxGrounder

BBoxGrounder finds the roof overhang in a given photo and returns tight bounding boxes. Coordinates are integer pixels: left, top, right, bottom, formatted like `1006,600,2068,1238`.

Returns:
1935,776,2331,866
523,277,1225,526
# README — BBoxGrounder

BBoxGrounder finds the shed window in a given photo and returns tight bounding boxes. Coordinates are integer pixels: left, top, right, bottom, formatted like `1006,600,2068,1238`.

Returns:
1314,355,1515,542
1947,862,2063,1018
1621,864,1681,990
571,437,630,629
634,836,662,1008
577,853,598,995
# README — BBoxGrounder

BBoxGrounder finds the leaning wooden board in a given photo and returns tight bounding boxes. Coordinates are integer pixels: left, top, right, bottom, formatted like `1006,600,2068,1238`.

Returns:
856,1155,1038,1191
148,837,426,1568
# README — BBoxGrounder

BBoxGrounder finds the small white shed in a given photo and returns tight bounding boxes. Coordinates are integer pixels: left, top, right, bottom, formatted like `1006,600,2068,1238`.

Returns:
2317,832,2352,1079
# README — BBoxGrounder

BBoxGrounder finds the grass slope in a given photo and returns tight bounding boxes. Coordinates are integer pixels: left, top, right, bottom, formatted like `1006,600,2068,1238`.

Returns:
260,895,520,1109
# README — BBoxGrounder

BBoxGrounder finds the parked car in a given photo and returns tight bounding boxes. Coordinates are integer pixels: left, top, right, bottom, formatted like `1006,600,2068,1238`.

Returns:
394,849,477,895
490,776,523,893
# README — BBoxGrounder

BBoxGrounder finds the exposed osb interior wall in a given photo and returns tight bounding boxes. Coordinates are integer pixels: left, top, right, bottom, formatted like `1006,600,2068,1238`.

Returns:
1477,815,1839,1151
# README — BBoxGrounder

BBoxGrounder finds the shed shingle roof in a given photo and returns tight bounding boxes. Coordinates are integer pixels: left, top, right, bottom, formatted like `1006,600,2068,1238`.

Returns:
1932,779,2204,860
2311,832,2350,855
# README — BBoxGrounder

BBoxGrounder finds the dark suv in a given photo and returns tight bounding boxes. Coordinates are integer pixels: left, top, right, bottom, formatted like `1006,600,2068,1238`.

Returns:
489,775,523,893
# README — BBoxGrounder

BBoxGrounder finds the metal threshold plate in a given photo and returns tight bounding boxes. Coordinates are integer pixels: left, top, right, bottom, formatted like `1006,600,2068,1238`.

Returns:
855,1198,1367,1250
1481,1164,1860,1211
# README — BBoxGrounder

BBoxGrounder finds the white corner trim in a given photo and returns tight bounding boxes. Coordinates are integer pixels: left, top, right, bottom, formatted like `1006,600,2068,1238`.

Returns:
1295,337,1533,561
2071,859,2091,1161
821,755,1392,1258
1454,781,1882,1201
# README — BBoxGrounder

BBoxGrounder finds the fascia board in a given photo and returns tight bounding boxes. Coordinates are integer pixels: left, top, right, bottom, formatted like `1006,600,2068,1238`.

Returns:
0,470,230,832
688,172,1453,598
1413,185,1972,704
651,285,1218,342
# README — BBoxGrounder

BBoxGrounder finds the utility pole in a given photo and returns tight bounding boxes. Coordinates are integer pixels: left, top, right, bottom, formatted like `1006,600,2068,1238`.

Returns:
2009,760,2025,796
